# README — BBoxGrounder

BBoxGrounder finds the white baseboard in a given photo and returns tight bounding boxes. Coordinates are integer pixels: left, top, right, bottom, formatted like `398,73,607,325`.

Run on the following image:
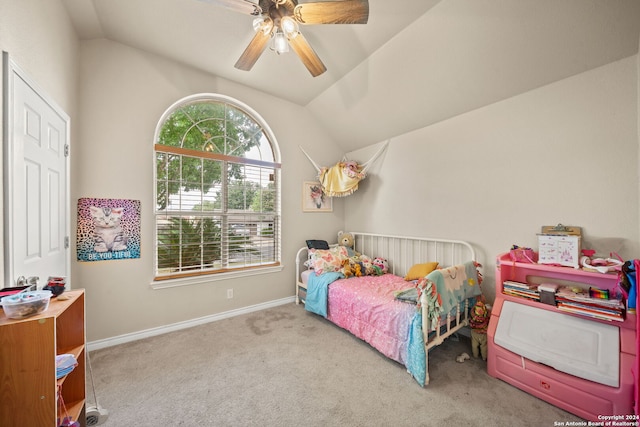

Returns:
87,296,296,352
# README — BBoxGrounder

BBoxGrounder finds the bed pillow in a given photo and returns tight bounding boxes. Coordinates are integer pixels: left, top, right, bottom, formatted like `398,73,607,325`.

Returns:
309,246,349,275
404,262,439,281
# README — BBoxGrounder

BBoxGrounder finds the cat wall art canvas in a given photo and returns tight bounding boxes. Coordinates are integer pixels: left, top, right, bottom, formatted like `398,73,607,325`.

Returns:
77,198,141,262
89,206,127,252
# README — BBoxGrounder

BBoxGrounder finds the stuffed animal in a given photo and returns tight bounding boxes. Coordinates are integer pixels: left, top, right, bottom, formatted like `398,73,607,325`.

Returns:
353,262,362,277
341,259,355,278
341,258,363,278
364,265,377,276
372,257,389,274
370,265,382,275
337,231,359,257
469,299,490,360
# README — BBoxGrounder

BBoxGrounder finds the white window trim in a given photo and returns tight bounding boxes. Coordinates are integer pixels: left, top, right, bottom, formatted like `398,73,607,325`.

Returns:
152,93,282,287
149,264,284,290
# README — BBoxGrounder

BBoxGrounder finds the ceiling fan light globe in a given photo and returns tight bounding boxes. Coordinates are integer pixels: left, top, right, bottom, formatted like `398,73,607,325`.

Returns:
280,16,299,38
272,31,289,54
252,17,264,32
253,16,274,34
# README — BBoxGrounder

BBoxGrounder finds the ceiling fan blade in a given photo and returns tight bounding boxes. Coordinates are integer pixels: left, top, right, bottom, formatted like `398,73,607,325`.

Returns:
234,21,273,71
196,0,261,16
287,32,327,77
294,0,369,24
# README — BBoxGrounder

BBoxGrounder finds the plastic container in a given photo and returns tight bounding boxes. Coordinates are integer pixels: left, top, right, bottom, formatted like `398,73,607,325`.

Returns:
0,290,52,319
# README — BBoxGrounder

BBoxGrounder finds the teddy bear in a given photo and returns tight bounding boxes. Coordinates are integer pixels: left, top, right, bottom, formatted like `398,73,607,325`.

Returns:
353,262,362,277
469,299,490,360
337,231,359,257
341,259,355,278
372,257,388,275
341,258,365,278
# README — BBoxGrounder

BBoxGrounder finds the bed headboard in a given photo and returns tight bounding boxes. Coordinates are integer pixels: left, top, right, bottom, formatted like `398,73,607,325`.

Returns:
296,231,476,281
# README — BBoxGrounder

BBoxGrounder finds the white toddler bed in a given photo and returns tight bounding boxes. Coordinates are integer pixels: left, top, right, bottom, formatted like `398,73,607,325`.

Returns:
295,232,482,386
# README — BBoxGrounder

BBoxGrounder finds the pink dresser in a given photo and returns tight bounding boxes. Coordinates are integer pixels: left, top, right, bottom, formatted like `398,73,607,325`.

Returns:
487,254,638,421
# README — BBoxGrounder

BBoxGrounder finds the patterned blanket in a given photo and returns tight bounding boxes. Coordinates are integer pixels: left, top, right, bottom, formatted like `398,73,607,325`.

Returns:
304,261,481,387
418,261,482,328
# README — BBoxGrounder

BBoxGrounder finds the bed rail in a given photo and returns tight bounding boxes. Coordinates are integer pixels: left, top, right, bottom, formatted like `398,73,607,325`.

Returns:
350,232,475,277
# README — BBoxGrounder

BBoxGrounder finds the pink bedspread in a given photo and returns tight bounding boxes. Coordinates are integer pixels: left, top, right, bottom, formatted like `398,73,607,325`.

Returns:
326,274,416,366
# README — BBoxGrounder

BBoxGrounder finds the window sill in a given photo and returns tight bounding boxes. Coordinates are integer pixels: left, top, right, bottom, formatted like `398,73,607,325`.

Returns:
150,265,284,290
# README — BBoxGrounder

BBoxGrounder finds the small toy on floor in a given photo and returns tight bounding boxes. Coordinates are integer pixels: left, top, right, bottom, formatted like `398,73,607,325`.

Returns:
456,352,470,363
469,299,490,360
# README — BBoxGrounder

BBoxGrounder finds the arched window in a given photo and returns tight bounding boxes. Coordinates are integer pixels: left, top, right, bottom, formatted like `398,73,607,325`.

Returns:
153,94,281,284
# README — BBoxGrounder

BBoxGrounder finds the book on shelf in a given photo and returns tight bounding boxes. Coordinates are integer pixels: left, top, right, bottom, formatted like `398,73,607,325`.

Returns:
557,301,622,316
503,280,538,290
503,291,540,301
554,285,625,321
502,280,625,321
555,286,624,310
556,302,624,322
502,280,540,301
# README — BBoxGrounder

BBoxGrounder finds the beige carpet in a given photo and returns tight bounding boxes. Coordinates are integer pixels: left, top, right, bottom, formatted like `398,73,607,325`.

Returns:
86,303,583,426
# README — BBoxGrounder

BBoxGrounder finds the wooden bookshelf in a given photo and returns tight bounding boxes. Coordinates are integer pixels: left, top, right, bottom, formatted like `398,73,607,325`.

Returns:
0,289,86,426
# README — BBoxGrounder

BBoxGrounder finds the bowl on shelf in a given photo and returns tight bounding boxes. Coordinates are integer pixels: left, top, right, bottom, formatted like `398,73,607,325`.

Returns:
0,290,52,319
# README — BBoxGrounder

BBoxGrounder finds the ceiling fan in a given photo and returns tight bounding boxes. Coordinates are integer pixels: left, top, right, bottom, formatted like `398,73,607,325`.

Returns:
198,0,369,77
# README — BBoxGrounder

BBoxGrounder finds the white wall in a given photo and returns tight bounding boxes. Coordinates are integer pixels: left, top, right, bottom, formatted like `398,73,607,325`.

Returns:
0,0,78,112
345,56,640,303
0,0,79,284
74,39,345,341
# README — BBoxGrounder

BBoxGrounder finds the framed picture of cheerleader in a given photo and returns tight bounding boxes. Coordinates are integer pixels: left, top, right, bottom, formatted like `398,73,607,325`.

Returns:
302,181,332,212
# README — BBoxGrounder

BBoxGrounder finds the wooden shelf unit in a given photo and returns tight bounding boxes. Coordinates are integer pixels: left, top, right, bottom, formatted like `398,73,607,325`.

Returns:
0,289,86,427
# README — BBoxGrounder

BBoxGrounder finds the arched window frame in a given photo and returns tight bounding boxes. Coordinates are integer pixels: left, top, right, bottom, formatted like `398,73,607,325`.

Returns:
151,94,282,289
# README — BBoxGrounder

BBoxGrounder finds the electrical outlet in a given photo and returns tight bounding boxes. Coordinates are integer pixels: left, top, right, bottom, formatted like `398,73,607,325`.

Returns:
227,289,233,299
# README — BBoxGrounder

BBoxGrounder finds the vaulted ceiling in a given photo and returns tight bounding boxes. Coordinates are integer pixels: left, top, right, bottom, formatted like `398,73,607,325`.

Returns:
62,0,440,105
62,0,640,152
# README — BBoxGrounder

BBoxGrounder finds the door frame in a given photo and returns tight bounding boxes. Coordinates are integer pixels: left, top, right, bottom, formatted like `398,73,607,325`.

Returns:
2,51,71,287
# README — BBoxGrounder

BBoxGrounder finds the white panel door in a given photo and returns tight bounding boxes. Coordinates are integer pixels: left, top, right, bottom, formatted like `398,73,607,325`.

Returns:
3,52,70,288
